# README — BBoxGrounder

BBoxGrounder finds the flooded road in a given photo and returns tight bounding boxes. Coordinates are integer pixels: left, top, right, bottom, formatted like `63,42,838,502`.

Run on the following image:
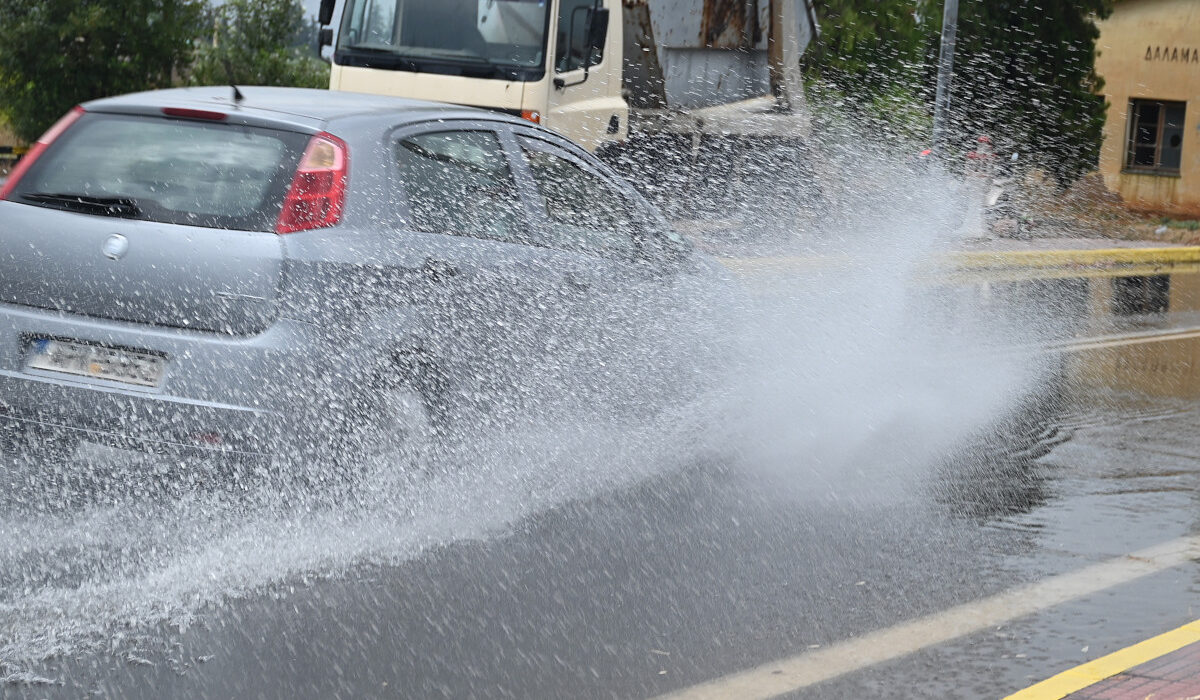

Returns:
5,265,1200,698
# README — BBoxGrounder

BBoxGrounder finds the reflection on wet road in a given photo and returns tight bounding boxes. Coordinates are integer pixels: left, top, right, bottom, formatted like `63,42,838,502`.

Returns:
5,270,1200,699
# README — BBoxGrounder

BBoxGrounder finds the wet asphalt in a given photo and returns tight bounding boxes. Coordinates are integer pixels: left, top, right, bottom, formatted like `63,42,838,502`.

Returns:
8,255,1200,700
8,356,1200,699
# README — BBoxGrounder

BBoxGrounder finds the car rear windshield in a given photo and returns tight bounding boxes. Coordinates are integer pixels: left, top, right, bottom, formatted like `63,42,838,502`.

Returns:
11,112,310,231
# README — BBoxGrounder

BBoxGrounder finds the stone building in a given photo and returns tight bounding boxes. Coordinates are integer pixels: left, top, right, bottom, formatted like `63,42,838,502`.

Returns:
1095,0,1200,216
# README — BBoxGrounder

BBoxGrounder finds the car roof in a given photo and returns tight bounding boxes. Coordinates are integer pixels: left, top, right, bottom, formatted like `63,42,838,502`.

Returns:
82,86,524,132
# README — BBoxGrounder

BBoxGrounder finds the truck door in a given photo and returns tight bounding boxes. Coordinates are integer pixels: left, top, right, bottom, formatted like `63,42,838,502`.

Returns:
546,0,627,151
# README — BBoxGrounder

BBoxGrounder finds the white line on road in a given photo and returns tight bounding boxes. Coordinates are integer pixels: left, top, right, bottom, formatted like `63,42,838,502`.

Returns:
1046,327,1200,354
985,326,1200,360
651,536,1200,700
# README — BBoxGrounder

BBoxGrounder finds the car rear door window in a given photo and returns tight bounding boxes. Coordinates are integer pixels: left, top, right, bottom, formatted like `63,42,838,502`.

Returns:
394,130,529,244
11,113,308,231
517,137,638,259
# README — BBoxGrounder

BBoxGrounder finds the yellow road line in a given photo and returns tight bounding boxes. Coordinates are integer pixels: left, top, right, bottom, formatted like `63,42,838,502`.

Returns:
652,536,1200,700
1004,619,1200,700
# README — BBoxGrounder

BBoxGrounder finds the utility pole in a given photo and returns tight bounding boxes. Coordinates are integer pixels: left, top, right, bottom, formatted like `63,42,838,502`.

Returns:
768,0,805,112
931,0,959,152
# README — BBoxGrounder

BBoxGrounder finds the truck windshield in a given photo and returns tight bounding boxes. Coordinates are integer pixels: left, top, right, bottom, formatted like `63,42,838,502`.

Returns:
337,0,551,81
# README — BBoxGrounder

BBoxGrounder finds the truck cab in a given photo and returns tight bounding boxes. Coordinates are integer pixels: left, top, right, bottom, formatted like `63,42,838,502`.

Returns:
328,0,626,151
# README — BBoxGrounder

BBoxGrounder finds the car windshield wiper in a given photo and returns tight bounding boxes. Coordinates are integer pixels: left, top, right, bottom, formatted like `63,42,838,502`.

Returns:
345,44,492,65
423,50,491,65
343,44,401,55
341,45,517,80
21,192,142,218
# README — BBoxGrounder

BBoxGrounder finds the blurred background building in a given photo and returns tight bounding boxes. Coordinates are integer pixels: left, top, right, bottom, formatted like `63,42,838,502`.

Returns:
1095,0,1200,216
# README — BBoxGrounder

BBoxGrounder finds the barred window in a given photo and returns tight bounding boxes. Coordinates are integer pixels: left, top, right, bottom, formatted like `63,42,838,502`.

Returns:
1125,100,1186,175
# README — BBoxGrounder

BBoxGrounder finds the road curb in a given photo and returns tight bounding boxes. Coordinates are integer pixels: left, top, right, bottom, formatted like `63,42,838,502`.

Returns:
1004,619,1200,700
949,246,1200,270
720,246,1200,282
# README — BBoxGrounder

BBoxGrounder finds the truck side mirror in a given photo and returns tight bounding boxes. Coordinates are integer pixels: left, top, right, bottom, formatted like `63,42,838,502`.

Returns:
318,27,334,49
319,0,336,26
586,8,609,64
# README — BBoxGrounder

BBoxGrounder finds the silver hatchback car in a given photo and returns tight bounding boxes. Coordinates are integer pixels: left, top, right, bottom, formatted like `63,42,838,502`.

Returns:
0,87,714,466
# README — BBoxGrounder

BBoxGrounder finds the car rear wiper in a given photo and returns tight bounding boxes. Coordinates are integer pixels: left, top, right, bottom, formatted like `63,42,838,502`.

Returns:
21,192,142,218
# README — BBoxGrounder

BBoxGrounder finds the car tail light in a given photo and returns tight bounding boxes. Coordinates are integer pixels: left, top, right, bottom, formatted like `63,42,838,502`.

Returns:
0,105,85,200
276,132,349,234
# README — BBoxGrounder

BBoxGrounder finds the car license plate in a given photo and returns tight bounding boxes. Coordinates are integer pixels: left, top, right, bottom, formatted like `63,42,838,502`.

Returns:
26,338,165,388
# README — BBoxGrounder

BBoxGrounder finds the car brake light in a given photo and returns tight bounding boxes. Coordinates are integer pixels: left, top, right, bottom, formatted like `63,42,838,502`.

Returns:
161,107,227,121
0,105,85,200
276,132,348,234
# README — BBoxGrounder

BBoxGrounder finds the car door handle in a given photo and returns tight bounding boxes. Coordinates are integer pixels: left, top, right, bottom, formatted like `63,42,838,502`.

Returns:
422,258,459,281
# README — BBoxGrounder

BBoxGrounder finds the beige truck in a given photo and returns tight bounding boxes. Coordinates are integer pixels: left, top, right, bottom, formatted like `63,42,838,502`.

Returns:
318,0,820,229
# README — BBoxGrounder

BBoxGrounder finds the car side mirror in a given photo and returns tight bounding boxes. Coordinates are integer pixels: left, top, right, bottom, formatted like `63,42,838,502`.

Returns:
319,0,336,26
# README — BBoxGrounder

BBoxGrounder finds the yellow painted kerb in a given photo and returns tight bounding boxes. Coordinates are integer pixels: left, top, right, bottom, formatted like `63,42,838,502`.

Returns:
719,246,1200,282
950,247,1200,271
1005,618,1200,700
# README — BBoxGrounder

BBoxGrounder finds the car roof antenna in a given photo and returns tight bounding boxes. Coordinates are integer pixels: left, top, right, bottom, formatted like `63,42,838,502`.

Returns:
222,59,245,104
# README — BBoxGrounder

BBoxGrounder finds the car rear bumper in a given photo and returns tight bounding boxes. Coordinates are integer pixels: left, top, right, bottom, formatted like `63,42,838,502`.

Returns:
0,371,283,456
0,302,332,457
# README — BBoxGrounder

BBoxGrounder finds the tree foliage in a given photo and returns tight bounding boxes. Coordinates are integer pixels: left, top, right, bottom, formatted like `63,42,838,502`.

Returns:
189,0,328,90
805,0,1113,181
0,0,203,142
950,0,1113,183
804,0,933,93
802,0,939,144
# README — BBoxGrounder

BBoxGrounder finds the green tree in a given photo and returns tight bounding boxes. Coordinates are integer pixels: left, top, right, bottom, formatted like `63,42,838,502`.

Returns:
947,0,1113,183
806,0,1113,180
803,0,938,142
189,0,328,89
804,0,933,93
0,0,204,142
